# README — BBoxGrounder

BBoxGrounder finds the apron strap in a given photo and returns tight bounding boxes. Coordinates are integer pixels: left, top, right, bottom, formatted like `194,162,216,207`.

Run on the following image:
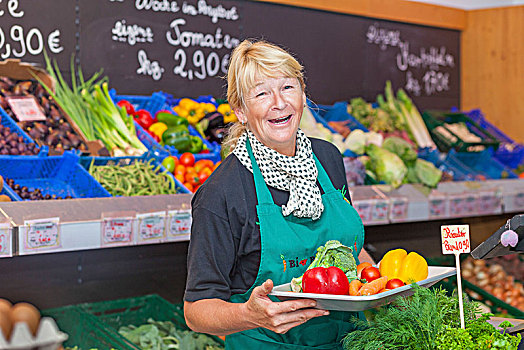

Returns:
246,137,274,205
313,153,338,194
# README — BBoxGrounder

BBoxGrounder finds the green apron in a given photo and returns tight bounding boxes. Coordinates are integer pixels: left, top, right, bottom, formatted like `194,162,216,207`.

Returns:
226,138,365,349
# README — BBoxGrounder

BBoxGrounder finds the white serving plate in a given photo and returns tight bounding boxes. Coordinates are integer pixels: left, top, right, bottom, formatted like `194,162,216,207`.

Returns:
269,266,456,312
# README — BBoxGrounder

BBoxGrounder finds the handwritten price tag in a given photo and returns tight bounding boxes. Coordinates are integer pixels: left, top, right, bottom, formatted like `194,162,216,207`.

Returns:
137,212,166,243
101,217,134,246
441,224,471,254
24,218,60,250
168,209,192,238
7,96,47,122
0,224,12,258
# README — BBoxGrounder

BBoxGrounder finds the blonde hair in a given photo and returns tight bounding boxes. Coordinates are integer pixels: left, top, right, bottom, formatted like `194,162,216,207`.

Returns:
222,40,305,155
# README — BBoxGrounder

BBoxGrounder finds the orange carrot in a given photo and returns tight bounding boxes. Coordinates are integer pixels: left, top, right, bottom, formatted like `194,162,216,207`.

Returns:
358,276,388,296
378,288,390,294
357,262,372,279
349,279,363,296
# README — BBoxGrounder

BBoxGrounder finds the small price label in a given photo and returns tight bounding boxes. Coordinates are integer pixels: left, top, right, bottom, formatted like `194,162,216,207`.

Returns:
449,196,466,217
478,191,501,214
514,192,524,209
390,198,408,221
372,200,389,222
353,200,372,223
463,194,478,215
137,212,166,243
7,96,47,122
101,217,134,245
168,209,192,237
0,224,12,258
24,218,60,250
441,224,471,254
429,196,447,218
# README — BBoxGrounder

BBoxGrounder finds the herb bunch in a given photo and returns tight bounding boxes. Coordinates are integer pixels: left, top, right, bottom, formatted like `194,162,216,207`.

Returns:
342,285,521,350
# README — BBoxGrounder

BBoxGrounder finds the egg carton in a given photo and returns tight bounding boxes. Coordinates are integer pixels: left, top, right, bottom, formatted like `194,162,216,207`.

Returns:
0,317,68,350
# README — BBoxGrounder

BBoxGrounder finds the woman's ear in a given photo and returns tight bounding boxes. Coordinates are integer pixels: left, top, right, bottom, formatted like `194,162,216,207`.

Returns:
234,107,246,124
302,92,307,107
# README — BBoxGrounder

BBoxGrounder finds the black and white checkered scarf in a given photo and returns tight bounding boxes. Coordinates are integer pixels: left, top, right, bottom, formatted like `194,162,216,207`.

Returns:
233,129,323,220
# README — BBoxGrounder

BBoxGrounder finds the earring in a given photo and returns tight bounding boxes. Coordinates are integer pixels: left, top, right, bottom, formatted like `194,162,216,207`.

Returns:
241,121,246,126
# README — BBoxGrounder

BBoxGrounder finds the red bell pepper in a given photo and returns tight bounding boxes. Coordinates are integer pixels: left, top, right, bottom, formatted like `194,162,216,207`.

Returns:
135,109,154,129
117,100,136,116
302,266,349,295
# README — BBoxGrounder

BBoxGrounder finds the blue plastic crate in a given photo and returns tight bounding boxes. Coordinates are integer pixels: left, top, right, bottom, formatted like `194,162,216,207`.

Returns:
0,152,111,200
110,90,168,117
80,154,190,195
466,109,524,169
159,92,219,107
0,183,19,201
448,149,518,180
418,147,478,182
314,101,369,132
0,107,47,156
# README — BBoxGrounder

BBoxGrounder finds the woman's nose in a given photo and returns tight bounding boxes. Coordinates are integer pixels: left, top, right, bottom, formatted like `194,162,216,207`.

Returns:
271,91,287,110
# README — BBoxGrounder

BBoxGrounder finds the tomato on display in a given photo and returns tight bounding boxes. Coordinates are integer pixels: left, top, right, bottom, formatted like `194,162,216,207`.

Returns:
385,278,405,290
361,266,381,283
179,152,195,167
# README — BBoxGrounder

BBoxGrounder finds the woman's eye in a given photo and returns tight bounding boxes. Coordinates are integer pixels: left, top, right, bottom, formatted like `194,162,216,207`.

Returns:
255,91,267,97
283,85,294,90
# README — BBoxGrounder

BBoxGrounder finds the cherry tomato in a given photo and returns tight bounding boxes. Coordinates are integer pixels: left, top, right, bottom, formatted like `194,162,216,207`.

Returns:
180,152,195,167
174,165,186,177
194,159,214,173
183,182,194,192
185,172,200,186
175,174,185,184
361,266,381,283
302,266,349,295
117,100,135,116
357,262,373,279
198,167,212,183
385,278,405,290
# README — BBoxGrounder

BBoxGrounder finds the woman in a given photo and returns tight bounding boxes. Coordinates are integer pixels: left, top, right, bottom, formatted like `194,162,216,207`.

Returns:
184,39,373,349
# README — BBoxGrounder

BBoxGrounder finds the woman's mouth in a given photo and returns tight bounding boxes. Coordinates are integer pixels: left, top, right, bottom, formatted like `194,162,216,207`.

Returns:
268,115,292,125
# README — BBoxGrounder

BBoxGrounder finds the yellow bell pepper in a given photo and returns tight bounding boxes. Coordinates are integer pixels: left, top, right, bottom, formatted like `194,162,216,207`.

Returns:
174,98,200,119
149,122,168,138
218,103,238,124
379,248,428,283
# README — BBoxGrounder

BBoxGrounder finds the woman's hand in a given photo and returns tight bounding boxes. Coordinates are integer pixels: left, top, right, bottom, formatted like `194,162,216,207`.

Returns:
244,279,329,334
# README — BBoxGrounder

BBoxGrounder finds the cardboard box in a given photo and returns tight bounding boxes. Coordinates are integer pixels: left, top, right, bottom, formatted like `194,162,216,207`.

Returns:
0,59,106,156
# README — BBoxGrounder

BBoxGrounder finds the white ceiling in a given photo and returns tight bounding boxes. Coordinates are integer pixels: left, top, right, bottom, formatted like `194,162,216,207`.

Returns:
406,0,524,10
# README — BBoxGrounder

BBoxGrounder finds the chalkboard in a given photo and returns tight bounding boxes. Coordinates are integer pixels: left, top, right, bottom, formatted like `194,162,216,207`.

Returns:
1,0,460,111
0,0,76,70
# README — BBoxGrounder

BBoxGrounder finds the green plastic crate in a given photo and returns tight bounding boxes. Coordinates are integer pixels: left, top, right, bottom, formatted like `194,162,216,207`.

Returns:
42,305,131,349
77,294,224,349
427,255,524,319
422,111,500,153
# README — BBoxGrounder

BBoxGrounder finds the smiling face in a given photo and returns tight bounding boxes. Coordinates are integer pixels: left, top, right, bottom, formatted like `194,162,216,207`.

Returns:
235,75,306,156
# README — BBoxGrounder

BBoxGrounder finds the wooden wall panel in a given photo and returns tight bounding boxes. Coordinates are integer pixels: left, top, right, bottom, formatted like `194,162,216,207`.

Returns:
461,6,524,143
259,0,467,30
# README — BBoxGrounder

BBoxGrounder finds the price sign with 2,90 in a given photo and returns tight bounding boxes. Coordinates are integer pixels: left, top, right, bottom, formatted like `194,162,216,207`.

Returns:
168,209,192,239
24,218,60,251
172,48,229,81
101,217,134,246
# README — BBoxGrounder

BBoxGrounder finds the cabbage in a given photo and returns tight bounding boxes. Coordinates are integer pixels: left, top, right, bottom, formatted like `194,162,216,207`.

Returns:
413,158,442,188
345,129,367,155
365,144,407,188
382,136,417,165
